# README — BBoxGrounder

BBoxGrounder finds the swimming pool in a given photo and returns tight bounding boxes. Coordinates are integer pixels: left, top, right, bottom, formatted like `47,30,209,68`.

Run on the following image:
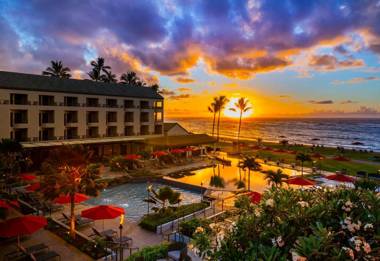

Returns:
85,182,202,221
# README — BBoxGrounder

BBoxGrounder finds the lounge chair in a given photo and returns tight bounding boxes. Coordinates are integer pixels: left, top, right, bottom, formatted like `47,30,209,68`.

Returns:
5,243,49,260
29,250,61,261
91,227,117,238
61,213,93,228
91,227,132,246
43,202,63,213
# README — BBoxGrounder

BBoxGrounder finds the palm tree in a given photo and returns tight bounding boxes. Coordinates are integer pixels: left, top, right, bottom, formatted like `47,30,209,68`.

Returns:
229,97,251,151
120,71,139,85
215,96,229,141
296,152,312,176
145,186,181,213
238,156,261,191
208,99,218,136
42,60,71,78
264,169,287,188
40,146,104,238
102,70,117,83
88,57,111,82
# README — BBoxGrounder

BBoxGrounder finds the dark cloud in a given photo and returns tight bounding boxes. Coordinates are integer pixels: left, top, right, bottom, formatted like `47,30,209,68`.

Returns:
308,55,364,71
0,0,380,79
159,89,176,96
341,100,357,104
309,100,334,104
169,94,191,100
332,76,380,85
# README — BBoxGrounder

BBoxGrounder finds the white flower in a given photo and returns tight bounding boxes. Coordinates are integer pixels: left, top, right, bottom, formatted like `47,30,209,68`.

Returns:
209,223,216,229
254,208,261,217
364,223,373,231
276,236,285,247
265,198,274,207
297,201,309,208
345,200,353,208
291,252,307,261
342,247,355,260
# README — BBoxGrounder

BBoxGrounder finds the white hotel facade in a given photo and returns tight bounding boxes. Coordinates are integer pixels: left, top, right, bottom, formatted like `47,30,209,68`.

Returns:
0,71,164,157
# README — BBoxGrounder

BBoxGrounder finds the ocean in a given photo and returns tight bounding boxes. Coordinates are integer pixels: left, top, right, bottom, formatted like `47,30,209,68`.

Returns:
168,117,380,152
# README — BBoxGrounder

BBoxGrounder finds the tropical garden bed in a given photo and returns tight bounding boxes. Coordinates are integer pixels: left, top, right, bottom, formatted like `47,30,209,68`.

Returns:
139,202,209,232
191,187,380,260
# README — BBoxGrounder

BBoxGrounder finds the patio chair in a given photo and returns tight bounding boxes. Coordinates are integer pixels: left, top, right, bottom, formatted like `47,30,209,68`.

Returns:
29,250,61,261
91,227,117,238
5,243,49,260
107,235,133,247
43,202,63,213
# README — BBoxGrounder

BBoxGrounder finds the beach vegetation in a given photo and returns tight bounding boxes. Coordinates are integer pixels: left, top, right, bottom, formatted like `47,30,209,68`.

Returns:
42,60,71,78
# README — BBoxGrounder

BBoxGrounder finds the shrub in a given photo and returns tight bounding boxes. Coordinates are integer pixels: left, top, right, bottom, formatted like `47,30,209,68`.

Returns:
180,218,211,238
109,156,127,171
139,202,209,231
126,243,169,261
193,187,380,260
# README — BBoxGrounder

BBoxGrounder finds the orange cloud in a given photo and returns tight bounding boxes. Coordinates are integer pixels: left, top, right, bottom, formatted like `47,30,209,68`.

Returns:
176,77,195,83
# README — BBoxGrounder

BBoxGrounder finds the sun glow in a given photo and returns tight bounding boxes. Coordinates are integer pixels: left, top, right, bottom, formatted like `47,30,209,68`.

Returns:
224,97,253,118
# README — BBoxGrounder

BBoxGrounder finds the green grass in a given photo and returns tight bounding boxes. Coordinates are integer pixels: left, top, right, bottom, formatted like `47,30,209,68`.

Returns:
139,202,209,232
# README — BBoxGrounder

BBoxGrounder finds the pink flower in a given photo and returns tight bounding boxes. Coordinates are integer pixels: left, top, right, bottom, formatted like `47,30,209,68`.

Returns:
363,242,371,254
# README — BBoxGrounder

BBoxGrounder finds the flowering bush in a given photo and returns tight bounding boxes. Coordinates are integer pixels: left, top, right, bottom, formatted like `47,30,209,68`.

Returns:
193,187,379,260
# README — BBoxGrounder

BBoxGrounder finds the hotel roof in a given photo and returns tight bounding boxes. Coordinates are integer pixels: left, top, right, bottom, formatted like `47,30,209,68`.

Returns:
0,71,163,99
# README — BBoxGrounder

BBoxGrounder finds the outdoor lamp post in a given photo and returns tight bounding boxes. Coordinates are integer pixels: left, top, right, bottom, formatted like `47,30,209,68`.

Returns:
119,214,124,261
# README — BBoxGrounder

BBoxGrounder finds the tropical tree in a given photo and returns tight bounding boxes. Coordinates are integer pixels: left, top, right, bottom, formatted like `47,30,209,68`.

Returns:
207,98,218,136
88,57,111,82
296,153,312,176
264,169,287,188
150,83,160,93
238,156,261,191
215,96,229,141
144,186,182,213
229,97,251,151
102,70,117,83
120,71,146,86
40,146,104,238
42,60,71,78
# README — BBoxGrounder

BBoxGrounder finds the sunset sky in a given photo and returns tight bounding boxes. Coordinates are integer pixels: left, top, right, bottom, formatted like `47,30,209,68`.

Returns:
0,0,379,118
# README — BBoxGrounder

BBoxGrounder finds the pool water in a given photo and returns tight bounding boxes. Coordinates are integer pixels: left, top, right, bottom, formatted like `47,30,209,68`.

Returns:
85,182,201,221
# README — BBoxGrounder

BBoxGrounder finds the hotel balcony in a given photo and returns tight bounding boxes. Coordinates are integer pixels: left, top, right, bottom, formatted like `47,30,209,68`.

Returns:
10,110,28,128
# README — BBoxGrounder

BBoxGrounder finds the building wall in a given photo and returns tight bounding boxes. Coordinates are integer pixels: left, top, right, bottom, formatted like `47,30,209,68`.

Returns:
0,88,164,142
166,124,189,136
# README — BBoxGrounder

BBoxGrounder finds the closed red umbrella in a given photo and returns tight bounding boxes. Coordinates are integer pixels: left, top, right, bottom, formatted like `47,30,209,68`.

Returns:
125,154,141,160
25,182,40,192
20,173,37,181
0,199,11,209
152,151,168,157
285,177,316,186
0,215,47,245
325,174,355,183
249,191,262,204
54,193,89,204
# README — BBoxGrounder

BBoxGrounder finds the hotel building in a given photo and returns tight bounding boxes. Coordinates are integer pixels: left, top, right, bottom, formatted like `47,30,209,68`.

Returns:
0,71,164,157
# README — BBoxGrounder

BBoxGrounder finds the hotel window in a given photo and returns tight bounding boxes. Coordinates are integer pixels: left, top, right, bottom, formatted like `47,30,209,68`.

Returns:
140,112,149,122
106,111,117,123
87,127,99,138
124,112,134,122
65,127,78,139
39,95,55,106
39,110,55,124
64,96,79,106
106,98,118,108
87,111,99,123
11,110,28,125
10,93,28,105
140,125,149,135
154,100,163,108
86,98,99,107
64,111,78,124
13,128,28,142
124,100,134,108
154,125,163,135
154,111,163,122
124,126,134,136
40,128,55,141
106,126,118,137
140,100,149,109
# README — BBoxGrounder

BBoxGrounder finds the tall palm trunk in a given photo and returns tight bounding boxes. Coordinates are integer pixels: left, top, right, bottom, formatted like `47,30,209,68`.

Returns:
217,110,221,141
70,192,76,238
237,111,242,151
212,112,216,136
301,161,304,177
248,170,251,191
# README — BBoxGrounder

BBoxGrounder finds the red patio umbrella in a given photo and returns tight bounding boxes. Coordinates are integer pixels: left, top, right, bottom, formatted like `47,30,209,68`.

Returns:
152,151,168,157
249,191,262,204
81,205,125,230
54,193,89,204
0,215,47,245
25,182,40,192
285,177,316,186
125,154,141,160
0,199,11,209
325,174,355,183
20,173,37,181
9,200,20,208
170,149,185,154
